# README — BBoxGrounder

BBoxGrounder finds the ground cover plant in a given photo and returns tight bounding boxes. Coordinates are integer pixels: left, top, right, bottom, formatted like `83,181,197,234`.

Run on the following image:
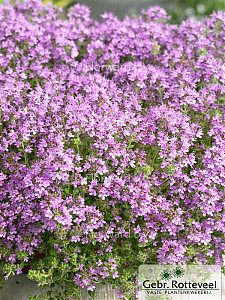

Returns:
0,0,225,299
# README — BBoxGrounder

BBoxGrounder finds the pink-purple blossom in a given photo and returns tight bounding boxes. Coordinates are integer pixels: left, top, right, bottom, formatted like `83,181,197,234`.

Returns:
0,0,225,298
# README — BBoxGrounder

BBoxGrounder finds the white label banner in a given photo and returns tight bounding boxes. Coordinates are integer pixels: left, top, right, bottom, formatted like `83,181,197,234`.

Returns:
138,265,223,300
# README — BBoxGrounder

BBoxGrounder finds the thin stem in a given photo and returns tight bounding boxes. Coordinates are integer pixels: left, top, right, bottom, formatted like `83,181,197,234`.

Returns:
22,141,29,167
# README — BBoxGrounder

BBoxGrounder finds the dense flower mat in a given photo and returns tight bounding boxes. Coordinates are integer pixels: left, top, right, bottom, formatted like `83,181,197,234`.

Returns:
0,0,225,298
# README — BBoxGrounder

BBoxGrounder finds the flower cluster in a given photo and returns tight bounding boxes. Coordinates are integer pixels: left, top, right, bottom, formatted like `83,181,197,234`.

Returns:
0,1,225,299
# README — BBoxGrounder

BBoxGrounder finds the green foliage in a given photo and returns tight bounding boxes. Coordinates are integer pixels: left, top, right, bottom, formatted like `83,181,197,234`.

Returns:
170,0,225,23
42,0,75,7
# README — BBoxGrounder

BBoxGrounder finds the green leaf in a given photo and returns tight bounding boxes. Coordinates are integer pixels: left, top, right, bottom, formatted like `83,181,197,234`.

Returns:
28,296,38,300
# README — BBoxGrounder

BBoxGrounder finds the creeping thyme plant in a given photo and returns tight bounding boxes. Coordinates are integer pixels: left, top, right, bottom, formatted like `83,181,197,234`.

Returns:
0,1,225,299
